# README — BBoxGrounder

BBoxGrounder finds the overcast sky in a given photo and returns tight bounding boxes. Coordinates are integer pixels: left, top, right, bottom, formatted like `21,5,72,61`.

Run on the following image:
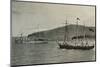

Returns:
12,1,95,36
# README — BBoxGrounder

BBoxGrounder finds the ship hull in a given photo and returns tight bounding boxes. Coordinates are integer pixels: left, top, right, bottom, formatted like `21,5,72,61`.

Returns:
58,43,94,50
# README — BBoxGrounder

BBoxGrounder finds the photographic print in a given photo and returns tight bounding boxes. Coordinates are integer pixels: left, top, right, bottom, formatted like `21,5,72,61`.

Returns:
11,0,96,66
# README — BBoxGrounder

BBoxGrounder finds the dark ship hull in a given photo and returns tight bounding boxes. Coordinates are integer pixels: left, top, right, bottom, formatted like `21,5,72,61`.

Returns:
58,43,94,50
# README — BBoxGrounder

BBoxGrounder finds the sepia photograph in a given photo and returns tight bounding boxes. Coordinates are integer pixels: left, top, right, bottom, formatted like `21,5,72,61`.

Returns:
11,0,96,66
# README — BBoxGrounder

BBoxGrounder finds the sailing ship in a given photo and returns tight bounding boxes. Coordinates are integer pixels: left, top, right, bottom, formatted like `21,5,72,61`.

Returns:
15,24,48,44
56,18,94,50
15,33,48,44
15,33,24,44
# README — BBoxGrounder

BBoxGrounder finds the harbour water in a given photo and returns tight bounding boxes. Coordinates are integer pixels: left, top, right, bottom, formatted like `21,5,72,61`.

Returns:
11,39,95,66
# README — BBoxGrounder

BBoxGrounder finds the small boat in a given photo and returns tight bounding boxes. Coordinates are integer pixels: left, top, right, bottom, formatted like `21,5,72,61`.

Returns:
32,24,48,44
33,38,48,44
56,17,94,50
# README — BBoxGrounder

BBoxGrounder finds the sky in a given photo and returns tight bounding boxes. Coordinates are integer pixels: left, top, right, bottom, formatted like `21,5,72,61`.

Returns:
12,1,95,36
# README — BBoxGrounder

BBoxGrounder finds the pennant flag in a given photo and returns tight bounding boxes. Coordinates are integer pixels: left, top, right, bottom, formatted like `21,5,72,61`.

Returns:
89,28,94,32
76,17,80,20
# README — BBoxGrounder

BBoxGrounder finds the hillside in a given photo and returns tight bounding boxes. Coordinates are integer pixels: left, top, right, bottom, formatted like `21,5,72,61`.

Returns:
27,25,95,41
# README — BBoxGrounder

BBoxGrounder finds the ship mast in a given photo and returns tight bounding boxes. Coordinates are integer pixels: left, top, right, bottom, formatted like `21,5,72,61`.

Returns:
83,21,88,46
20,33,23,39
83,22,85,41
64,19,68,42
20,33,23,43
37,24,40,38
76,18,80,43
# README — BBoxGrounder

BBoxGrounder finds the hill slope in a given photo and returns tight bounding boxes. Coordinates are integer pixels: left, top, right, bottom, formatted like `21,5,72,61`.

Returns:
27,25,95,41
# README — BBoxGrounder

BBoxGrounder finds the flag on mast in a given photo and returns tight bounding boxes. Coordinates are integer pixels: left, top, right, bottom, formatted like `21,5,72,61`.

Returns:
77,17,80,20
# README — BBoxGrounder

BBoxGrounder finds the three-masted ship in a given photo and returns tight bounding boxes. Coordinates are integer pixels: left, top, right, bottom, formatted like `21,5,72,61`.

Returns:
56,18,94,50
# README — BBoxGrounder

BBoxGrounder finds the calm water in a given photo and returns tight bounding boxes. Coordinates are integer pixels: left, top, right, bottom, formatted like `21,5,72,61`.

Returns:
11,40,95,66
